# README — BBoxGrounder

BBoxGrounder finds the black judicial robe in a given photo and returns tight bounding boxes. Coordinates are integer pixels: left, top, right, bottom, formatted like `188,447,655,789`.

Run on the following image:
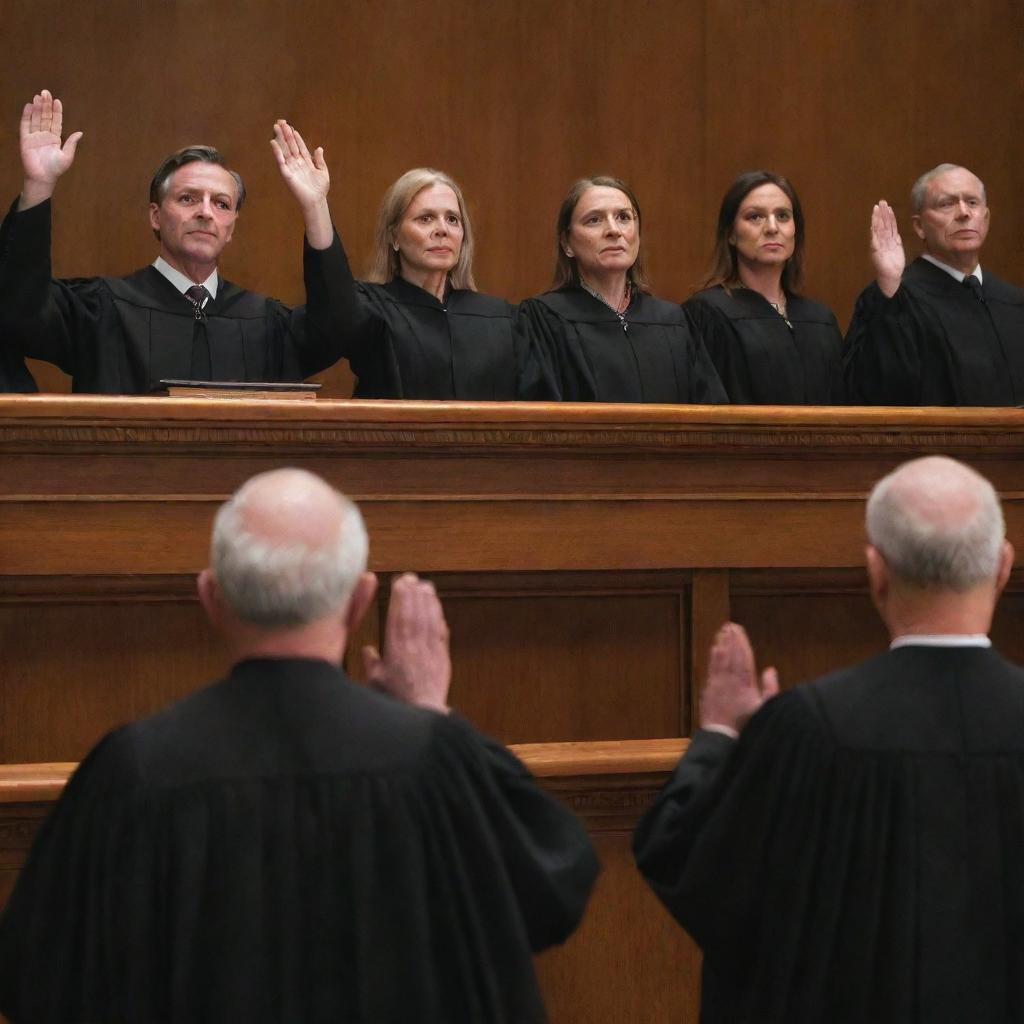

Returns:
0,341,36,392
634,646,1024,1024
0,199,352,393
0,658,599,1024
844,258,1024,405
333,253,519,398
684,285,845,404
516,287,727,403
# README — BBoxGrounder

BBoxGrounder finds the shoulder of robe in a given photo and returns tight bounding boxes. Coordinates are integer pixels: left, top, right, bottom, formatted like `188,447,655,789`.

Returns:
982,271,1024,306
445,289,514,318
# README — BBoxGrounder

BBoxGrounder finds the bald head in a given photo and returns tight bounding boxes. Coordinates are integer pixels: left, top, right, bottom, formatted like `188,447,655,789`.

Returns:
211,468,368,627
866,456,1004,591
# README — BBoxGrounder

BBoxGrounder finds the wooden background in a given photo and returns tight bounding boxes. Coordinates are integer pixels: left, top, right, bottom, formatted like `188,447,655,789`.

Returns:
4,0,1024,397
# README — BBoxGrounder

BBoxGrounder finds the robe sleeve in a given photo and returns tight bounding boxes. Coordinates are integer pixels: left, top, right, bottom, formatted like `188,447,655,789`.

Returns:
437,713,600,951
682,307,730,403
843,283,925,404
684,295,755,403
274,230,380,378
0,199,111,379
513,299,566,400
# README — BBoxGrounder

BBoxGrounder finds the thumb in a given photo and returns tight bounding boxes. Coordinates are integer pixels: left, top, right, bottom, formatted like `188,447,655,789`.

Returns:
362,644,382,679
761,666,780,699
62,131,83,161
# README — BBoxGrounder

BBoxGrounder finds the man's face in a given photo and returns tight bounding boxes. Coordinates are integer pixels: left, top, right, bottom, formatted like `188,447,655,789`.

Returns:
148,162,239,275
912,166,989,269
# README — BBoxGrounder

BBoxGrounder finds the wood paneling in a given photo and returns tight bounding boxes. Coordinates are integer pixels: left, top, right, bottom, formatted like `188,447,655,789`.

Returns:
6,1,1024,396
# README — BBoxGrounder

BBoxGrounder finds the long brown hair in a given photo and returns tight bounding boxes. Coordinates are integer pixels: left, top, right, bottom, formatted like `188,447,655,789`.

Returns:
701,170,805,293
551,176,651,293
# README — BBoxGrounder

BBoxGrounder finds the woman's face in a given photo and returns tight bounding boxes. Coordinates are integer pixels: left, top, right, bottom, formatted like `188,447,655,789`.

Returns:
395,184,464,279
564,186,640,281
729,183,796,273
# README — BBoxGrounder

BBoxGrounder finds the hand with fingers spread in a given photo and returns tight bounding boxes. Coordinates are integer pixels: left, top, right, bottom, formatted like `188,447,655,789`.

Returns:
699,621,779,734
362,573,452,713
270,119,333,249
870,200,905,299
19,90,84,211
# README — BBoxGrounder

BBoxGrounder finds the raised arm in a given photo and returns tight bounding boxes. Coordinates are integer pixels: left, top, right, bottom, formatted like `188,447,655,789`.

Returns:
870,200,905,299
270,119,333,250
18,90,83,211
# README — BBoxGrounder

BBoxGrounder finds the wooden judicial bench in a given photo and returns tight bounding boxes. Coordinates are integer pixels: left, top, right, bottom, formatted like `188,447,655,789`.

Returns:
3,396,1024,1023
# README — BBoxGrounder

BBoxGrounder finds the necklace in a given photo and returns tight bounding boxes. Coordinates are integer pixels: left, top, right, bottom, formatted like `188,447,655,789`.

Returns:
768,297,793,330
581,280,631,333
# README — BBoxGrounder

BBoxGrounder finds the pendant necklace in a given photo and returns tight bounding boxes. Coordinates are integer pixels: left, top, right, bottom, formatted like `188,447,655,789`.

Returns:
582,280,631,333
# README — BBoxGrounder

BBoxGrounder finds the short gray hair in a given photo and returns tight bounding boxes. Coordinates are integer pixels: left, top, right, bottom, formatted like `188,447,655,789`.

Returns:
910,163,987,214
211,470,368,627
866,456,1004,591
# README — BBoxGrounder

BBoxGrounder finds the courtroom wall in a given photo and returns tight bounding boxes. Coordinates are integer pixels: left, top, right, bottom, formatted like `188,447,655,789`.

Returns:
4,0,1023,396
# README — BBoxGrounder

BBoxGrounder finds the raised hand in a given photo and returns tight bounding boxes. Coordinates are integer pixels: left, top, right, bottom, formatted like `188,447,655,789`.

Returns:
870,200,905,299
18,90,83,210
362,573,452,713
271,120,329,207
699,622,779,734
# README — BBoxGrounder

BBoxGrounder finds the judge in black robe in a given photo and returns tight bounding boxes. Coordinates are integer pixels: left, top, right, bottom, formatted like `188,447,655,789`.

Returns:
844,258,1024,405
0,469,599,1023
0,97,349,394
634,455,1024,1024
516,175,725,404
685,286,844,404
337,168,521,399
0,200,353,393
684,170,844,405
844,166,1024,406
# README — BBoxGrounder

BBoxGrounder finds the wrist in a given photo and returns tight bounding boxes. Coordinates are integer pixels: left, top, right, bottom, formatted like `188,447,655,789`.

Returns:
18,180,55,211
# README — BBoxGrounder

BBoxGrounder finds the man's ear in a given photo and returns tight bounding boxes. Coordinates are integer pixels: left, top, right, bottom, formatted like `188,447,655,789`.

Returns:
197,568,221,627
865,545,890,613
344,572,378,633
148,202,161,236
995,540,1014,596
910,214,925,241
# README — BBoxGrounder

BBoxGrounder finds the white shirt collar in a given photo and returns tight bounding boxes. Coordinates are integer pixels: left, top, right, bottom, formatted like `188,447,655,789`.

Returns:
152,257,219,300
890,633,991,649
921,253,983,285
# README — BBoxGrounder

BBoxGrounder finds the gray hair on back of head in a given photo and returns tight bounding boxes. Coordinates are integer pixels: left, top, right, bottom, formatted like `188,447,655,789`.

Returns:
211,473,368,627
865,456,1004,591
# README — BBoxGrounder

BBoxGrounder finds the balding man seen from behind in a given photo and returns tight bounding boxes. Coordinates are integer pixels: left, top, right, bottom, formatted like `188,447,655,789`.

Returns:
0,469,598,1023
635,456,1024,1023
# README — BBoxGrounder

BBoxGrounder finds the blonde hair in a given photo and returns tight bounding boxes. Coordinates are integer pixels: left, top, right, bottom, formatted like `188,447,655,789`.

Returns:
367,168,477,290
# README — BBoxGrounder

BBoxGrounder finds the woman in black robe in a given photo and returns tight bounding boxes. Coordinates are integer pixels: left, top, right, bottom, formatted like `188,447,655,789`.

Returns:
338,168,519,399
684,171,845,405
516,176,726,404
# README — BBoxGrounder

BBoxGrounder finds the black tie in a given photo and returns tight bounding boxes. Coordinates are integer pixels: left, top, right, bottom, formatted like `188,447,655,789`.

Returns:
963,274,984,302
185,285,212,379
184,284,209,320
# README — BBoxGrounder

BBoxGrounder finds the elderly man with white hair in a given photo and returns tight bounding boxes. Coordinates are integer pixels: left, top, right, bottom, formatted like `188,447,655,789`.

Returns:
845,164,1024,405
635,455,1024,1023
0,468,598,1023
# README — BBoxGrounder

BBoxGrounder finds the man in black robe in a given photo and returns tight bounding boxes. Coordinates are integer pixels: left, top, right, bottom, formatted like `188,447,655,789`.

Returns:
0,468,599,1022
0,90,351,393
635,455,1024,1023
844,164,1024,405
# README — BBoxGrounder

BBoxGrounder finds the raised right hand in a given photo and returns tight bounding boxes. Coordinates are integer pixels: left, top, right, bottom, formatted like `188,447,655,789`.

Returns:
19,90,83,209
699,622,779,734
870,200,905,299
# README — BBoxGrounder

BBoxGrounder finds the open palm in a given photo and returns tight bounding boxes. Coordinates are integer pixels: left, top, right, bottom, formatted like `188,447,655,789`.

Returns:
20,90,82,189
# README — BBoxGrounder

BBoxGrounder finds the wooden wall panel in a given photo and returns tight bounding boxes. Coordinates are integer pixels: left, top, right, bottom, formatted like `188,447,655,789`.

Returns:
6,1,1023,395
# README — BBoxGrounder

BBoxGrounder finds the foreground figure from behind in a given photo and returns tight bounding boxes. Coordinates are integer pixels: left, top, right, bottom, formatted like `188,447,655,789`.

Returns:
684,171,844,404
635,456,1024,1023
0,90,350,393
337,168,522,399
0,469,598,1023
517,176,726,403
845,164,1024,405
